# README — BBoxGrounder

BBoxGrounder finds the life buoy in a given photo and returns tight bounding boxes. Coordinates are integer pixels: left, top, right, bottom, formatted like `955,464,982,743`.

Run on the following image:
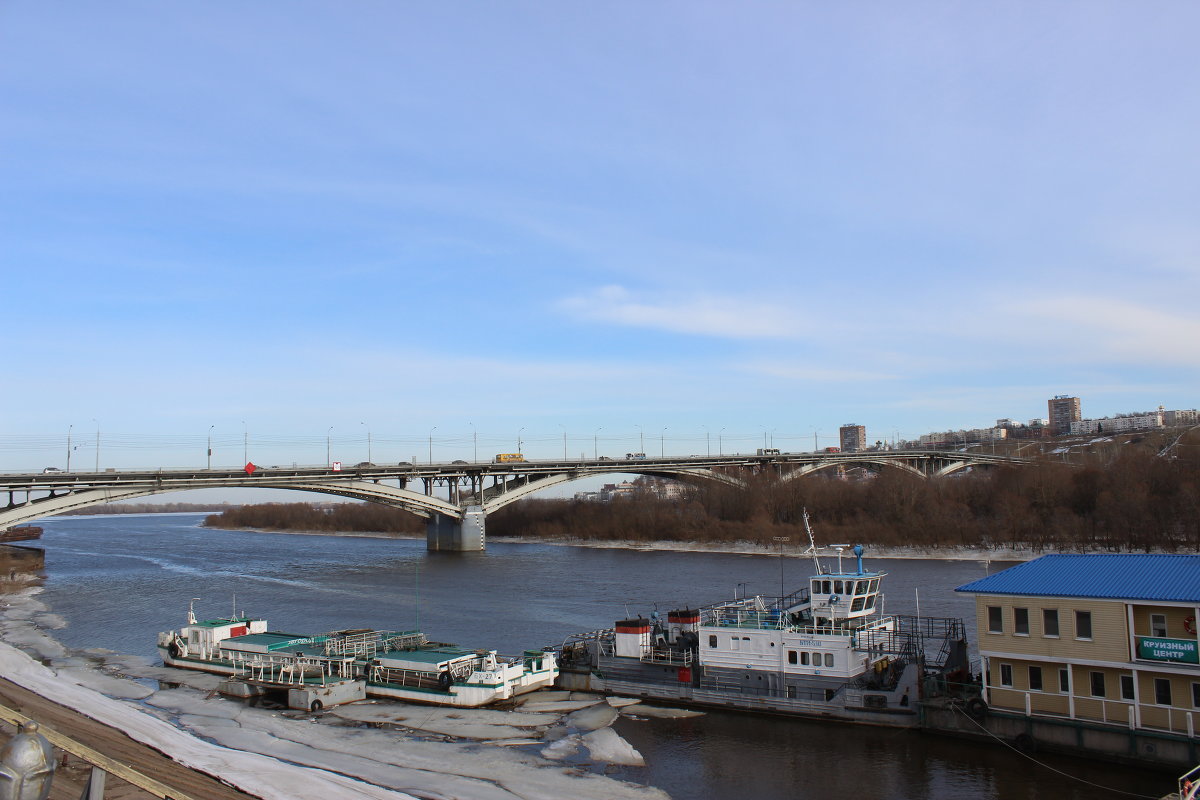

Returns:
437,671,453,690
1185,616,1196,635
310,700,323,712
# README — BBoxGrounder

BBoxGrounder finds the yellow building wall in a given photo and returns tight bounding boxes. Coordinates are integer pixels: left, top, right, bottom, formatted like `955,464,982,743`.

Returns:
975,595,1130,662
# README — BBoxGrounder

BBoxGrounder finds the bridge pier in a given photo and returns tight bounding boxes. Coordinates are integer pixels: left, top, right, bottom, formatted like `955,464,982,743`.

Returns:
426,505,486,551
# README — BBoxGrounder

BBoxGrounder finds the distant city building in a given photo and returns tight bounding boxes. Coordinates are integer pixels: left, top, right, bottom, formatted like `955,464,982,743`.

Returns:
1163,408,1198,427
839,424,867,453
1070,411,1164,436
919,427,1008,446
1048,396,1082,436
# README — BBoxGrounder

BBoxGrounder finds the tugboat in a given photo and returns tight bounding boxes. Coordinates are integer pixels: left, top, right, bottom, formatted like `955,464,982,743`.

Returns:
558,513,970,727
157,600,557,711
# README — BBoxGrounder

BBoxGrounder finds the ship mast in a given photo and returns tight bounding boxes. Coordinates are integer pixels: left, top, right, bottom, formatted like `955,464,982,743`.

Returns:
802,509,822,574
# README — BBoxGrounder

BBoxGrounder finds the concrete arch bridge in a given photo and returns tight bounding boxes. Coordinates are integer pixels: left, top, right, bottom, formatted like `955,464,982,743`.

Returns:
0,450,1032,550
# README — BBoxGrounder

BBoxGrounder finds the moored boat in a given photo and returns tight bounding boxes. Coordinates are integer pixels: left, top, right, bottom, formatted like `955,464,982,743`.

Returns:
157,601,557,711
557,514,971,727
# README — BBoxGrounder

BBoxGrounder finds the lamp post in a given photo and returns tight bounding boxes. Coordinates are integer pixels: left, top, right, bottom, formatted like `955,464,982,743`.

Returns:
517,427,525,454
636,425,643,454
661,426,667,458
559,425,567,460
66,424,73,472
702,425,709,457
92,419,99,472
469,422,477,463
208,425,214,470
719,427,726,456
594,427,602,460
428,426,437,464
242,421,248,465
361,422,371,463
773,536,790,600
326,427,333,467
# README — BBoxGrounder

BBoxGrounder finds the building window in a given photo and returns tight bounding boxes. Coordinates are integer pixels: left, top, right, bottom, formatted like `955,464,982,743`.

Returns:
1076,610,1093,640
1028,666,1043,691
788,650,797,665
988,606,1003,633
1192,682,1200,709
1059,668,1070,693
1043,609,1059,637
1155,678,1172,706
1120,675,1135,701
1151,613,1167,638
1090,671,1105,698
1000,664,1013,687
1014,608,1029,636
708,635,717,648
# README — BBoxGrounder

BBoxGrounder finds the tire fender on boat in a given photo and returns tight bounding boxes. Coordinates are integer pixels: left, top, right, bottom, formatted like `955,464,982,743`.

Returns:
168,642,181,660
965,697,988,719
310,700,323,712
438,671,453,689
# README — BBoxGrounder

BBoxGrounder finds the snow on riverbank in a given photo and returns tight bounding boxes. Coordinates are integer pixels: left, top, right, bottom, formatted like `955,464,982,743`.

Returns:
0,585,672,800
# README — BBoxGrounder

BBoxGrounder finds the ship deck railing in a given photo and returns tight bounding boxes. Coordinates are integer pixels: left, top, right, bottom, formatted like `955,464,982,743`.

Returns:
320,629,426,660
639,646,693,667
696,676,840,703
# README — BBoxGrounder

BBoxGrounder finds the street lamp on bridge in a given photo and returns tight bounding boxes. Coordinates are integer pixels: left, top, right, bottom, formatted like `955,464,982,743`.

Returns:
327,426,333,468
208,425,214,470
469,422,477,463
661,427,667,458
593,427,602,460
428,426,437,464
361,422,371,463
66,424,73,472
517,427,525,454
718,427,725,456
92,419,99,472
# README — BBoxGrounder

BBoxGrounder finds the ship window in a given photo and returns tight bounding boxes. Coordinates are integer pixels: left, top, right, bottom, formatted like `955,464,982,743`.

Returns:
1076,611,1093,640
987,606,1003,633
1000,664,1013,687
856,580,868,595
1059,669,1069,693
801,651,810,665
788,650,797,665
708,635,717,648
834,580,843,594
731,637,740,650
1043,609,1059,637
1151,613,1167,638
1120,675,1135,701
811,651,821,664
787,685,797,699
1014,608,1029,635
824,653,834,668
1155,678,1172,706
1028,666,1043,691
1090,671,1105,698
869,579,879,593
822,580,832,594
851,598,865,612
812,581,821,595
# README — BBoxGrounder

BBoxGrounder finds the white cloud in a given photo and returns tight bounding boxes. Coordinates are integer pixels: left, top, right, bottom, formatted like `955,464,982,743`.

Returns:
1010,295,1200,367
558,285,809,339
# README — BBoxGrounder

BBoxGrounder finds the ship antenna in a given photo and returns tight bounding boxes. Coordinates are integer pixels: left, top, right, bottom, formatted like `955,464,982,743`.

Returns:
802,509,821,573
231,593,236,621
188,598,199,625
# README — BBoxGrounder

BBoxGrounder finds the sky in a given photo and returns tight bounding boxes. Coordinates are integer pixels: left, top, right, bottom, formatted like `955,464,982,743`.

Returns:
2,2,1199,479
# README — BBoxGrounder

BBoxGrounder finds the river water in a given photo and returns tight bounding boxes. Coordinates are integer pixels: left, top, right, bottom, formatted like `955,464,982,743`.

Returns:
12,514,1168,799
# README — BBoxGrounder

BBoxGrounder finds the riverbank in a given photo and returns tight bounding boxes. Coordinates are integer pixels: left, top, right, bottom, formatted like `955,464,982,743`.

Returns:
206,523,1091,562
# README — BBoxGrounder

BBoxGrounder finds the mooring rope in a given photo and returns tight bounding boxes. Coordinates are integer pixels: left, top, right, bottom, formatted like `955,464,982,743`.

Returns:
949,703,1165,799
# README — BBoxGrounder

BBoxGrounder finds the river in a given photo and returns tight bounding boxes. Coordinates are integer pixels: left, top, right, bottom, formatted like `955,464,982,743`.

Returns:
9,514,1169,799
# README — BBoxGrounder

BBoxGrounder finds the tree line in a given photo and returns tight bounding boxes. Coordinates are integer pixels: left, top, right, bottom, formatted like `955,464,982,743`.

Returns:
204,430,1200,552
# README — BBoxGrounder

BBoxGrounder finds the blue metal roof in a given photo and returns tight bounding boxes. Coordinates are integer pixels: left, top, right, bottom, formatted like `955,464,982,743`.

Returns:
955,554,1200,603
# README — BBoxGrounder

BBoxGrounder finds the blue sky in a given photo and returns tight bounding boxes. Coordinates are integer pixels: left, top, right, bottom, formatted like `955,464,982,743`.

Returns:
2,2,1198,475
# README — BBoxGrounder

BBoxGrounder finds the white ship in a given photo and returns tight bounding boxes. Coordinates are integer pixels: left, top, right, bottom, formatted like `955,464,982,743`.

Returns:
157,602,557,711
